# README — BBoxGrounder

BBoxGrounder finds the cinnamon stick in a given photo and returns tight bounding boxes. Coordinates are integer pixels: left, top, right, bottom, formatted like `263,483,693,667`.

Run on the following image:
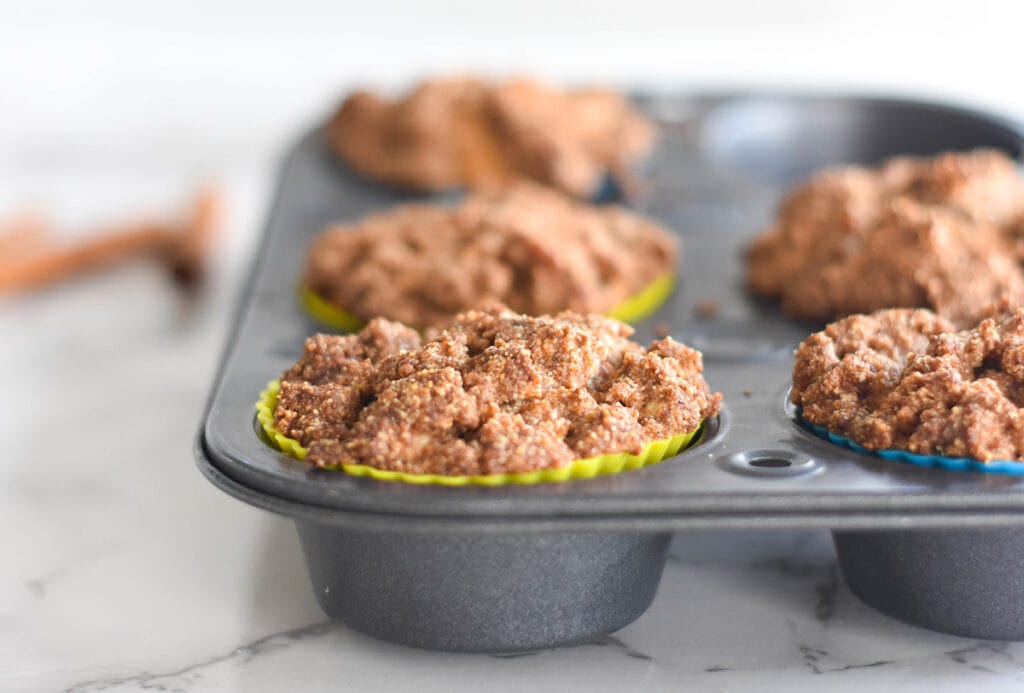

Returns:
0,224,170,295
0,212,51,266
168,186,223,286
0,187,225,296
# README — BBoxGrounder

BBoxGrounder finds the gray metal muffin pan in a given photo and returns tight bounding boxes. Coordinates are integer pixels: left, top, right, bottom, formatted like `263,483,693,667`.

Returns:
196,92,1024,650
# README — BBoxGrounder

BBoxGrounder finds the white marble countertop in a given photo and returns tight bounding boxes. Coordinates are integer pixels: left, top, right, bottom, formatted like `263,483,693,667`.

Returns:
5,2,1024,691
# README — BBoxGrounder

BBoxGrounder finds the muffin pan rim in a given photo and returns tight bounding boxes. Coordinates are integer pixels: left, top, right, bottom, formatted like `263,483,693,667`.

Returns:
198,90,1024,527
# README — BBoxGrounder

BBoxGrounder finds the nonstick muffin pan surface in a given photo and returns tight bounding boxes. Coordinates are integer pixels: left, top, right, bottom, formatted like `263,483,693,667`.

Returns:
196,92,1024,649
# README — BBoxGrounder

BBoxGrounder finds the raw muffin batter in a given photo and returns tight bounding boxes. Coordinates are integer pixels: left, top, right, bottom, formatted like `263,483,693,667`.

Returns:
792,304,1024,461
306,183,677,328
748,149,1024,326
275,308,721,473
327,76,655,198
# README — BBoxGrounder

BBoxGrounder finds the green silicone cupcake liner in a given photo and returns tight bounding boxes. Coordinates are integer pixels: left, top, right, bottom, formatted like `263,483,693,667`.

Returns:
300,272,676,333
256,380,702,486
603,273,676,324
300,285,365,332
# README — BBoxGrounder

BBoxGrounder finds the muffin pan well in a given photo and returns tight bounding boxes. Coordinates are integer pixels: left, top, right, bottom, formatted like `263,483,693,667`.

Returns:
196,92,1024,650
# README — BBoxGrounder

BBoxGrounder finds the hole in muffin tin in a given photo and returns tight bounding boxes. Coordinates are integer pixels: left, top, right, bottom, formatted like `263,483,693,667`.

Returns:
721,450,820,478
749,456,792,468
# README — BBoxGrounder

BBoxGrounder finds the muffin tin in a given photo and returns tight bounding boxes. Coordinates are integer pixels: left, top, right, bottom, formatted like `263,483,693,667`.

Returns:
196,92,1024,650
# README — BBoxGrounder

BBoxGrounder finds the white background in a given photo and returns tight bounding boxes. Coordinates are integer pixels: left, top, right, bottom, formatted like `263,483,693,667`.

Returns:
2,0,1022,228
3,0,1023,193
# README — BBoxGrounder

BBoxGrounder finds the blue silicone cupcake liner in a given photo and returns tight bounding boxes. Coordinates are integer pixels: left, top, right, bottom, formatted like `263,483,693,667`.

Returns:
797,410,1024,476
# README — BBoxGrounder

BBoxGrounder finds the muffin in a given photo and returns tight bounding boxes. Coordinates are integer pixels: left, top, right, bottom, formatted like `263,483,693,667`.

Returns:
327,76,655,199
265,308,721,478
792,303,1024,463
747,149,1024,326
304,183,678,329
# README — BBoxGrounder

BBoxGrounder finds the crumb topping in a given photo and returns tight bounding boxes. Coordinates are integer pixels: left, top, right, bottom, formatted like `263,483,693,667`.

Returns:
748,149,1024,326
275,309,721,474
306,184,677,328
792,304,1024,461
327,76,655,198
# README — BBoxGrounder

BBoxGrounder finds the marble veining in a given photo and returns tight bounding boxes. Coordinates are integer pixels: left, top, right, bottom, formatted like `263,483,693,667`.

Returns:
27,544,120,599
942,642,1018,673
61,622,338,693
488,634,655,663
814,564,841,622
587,635,655,663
